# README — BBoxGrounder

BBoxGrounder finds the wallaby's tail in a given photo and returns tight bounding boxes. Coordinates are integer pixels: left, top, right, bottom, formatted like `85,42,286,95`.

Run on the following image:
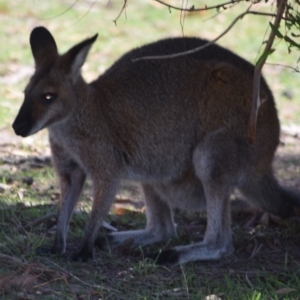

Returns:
239,172,300,217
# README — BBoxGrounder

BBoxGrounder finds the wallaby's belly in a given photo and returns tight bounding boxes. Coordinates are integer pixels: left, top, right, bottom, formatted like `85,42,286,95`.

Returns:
153,169,207,211
122,134,196,183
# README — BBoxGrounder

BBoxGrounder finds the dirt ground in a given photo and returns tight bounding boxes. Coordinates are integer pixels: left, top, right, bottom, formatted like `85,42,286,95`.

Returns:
1,128,300,299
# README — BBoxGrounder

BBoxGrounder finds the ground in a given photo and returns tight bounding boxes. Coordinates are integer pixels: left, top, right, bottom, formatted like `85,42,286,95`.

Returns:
0,128,300,300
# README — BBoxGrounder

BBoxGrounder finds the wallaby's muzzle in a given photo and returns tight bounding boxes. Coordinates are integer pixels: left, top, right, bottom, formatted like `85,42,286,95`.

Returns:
12,102,34,137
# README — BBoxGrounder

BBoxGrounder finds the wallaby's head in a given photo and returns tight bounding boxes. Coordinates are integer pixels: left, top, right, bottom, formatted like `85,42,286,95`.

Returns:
12,27,98,137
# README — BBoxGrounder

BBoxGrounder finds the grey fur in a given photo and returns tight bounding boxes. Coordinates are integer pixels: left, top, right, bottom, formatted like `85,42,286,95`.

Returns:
12,26,300,264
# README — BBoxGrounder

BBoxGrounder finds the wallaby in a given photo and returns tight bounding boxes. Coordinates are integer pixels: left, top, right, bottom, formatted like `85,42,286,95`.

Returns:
12,26,300,265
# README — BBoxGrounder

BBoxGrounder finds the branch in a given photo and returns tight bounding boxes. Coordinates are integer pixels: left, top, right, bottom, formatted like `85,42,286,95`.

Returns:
153,0,244,12
247,0,287,144
113,0,128,25
38,0,79,20
265,62,299,72
133,7,294,63
155,0,293,21
133,7,252,62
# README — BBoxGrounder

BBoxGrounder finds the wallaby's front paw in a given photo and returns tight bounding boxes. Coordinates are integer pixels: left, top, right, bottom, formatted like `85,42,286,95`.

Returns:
70,249,94,262
151,249,180,265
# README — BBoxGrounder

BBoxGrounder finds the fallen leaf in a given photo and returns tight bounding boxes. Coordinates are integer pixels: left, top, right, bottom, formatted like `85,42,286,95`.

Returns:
206,295,222,300
275,288,295,295
244,214,257,228
269,213,283,225
260,212,269,229
265,238,277,250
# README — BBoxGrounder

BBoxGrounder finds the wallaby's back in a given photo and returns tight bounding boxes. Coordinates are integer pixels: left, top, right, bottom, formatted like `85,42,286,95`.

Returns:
104,37,270,90
90,38,280,181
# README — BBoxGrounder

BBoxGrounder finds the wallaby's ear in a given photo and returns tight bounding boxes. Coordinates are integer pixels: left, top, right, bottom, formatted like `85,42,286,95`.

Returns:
30,27,58,67
60,34,98,83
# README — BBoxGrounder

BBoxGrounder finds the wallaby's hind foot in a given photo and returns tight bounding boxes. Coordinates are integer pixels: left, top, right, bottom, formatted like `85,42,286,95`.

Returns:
96,184,177,251
94,229,176,251
153,241,234,265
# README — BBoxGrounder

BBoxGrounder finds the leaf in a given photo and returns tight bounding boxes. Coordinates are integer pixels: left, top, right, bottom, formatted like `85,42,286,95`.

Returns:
291,32,300,37
265,238,277,250
269,22,283,38
275,288,295,295
284,35,300,50
256,48,276,67
115,207,127,215
260,212,269,229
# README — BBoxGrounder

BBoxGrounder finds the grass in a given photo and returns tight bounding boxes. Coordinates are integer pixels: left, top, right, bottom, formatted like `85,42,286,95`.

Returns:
1,0,300,299
1,152,300,299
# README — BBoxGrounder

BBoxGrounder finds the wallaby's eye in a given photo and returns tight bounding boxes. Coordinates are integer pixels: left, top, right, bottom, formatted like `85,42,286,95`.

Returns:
41,93,57,104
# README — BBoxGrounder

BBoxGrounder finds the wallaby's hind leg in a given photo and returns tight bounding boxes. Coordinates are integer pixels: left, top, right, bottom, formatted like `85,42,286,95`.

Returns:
239,171,300,217
155,197,232,265
37,139,86,255
95,183,177,250
156,131,248,265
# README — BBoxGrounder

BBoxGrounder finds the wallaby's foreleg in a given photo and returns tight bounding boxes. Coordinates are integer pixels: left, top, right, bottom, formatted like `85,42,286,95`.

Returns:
72,177,120,261
37,138,86,256
37,165,86,255
155,131,246,265
53,167,86,253
95,183,177,250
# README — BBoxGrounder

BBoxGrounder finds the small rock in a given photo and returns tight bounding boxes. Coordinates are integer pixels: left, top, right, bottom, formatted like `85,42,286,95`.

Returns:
22,177,34,186
0,183,11,192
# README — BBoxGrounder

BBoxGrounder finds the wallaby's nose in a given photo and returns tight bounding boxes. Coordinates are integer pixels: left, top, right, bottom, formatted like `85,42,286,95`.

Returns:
12,118,31,137
12,98,34,137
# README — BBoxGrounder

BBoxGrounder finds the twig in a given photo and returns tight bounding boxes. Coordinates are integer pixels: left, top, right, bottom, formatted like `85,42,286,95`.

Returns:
247,0,287,144
68,0,97,27
248,242,263,260
180,0,188,36
133,7,252,62
245,272,254,289
180,265,190,298
265,62,299,72
22,212,57,230
113,0,128,25
156,0,292,21
0,254,26,267
155,0,290,21
38,0,79,20
43,258,121,294
153,0,244,12
133,6,294,63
